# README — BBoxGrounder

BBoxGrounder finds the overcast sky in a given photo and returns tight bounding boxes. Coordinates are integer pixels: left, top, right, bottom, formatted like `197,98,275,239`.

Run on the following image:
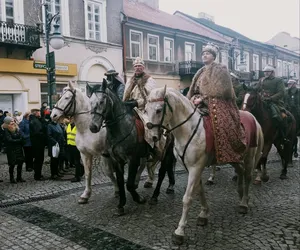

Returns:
159,0,300,42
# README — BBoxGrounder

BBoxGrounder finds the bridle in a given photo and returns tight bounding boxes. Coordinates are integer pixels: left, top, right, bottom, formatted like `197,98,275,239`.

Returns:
243,91,258,111
146,95,201,170
53,89,90,117
146,97,198,134
89,88,126,127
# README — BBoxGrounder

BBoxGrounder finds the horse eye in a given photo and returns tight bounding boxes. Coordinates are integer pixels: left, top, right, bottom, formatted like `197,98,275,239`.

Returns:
156,109,162,114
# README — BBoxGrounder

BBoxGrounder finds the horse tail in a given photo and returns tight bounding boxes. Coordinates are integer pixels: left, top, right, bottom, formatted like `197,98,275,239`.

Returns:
254,120,264,168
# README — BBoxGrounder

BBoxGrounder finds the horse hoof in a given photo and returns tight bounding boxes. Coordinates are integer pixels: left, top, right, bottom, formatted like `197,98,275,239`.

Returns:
238,206,248,214
253,180,261,185
114,207,125,216
197,217,208,226
261,175,269,182
172,233,185,245
232,175,238,182
78,197,89,204
294,152,299,158
149,197,158,205
205,180,214,185
144,182,153,188
166,187,174,194
114,191,120,198
280,175,288,180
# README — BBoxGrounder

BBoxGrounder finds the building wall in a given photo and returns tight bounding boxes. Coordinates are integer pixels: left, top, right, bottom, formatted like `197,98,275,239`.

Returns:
268,32,300,54
69,0,85,38
107,0,123,44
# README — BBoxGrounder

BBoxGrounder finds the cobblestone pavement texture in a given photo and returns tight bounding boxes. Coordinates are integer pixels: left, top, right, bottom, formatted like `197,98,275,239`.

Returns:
0,147,299,250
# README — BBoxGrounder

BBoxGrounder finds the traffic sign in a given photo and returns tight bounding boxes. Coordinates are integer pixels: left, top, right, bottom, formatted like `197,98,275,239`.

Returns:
33,62,46,69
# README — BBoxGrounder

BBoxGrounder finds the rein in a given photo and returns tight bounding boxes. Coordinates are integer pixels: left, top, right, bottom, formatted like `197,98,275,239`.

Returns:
89,88,134,151
147,96,201,170
147,97,198,134
53,89,90,117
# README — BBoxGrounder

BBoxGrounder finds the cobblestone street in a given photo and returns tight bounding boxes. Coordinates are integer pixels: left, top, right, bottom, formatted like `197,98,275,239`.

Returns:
0,148,299,250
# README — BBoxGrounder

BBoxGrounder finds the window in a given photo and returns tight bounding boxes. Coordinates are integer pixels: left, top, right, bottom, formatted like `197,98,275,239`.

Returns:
262,57,267,69
268,57,273,66
148,34,159,61
84,0,106,42
283,61,288,76
0,0,14,23
244,51,250,72
253,54,259,71
45,0,61,25
87,2,101,40
221,50,228,68
164,37,174,62
277,60,282,77
40,82,68,105
130,30,142,58
234,49,240,70
185,42,195,61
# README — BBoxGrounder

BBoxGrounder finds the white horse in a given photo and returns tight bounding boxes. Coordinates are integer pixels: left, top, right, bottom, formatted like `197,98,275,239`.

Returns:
50,81,122,204
145,87,264,245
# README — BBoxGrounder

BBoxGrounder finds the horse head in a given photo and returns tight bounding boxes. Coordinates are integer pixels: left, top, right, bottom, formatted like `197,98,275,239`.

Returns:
242,84,262,113
145,86,173,142
89,78,117,133
51,80,80,121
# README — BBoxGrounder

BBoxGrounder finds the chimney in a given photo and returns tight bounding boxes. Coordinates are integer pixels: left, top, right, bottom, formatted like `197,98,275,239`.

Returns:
135,0,159,9
198,12,215,23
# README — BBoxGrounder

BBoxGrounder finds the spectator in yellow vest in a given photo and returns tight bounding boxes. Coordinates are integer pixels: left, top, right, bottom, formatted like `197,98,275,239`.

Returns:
67,117,84,182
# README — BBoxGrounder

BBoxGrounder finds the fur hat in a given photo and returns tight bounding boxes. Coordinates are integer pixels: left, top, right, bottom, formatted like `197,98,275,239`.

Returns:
202,43,219,59
3,116,13,124
263,65,275,72
31,108,40,113
133,57,145,67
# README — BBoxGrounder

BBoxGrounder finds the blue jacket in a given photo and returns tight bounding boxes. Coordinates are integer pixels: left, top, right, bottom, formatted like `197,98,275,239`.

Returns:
19,118,31,147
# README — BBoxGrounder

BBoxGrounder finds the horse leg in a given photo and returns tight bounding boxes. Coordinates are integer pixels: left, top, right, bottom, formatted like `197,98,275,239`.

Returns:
144,160,157,188
293,137,298,158
232,163,245,204
206,165,216,185
149,159,166,205
126,157,146,204
258,141,272,183
115,164,126,216
134,157,147,189
197,179,209,226
166,152,176,194
173,168,203,245
78,153,93,204
102,155,119,198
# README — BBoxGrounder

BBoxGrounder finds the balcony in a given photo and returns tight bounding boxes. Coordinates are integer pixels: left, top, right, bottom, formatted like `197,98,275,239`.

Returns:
0,21,41,49
179,61,204,77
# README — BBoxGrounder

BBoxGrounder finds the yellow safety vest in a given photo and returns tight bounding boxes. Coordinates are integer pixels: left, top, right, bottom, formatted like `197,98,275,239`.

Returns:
66,124,77,146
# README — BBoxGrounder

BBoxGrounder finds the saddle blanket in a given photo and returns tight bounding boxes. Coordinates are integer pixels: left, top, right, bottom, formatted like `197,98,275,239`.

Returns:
135,117,145,143
204,111,257,154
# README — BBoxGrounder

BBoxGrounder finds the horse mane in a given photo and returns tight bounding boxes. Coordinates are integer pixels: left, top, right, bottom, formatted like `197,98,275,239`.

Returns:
149,88,195,112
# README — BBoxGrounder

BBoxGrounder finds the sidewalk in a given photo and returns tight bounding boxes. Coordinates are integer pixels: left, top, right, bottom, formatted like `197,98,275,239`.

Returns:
0,145,298,206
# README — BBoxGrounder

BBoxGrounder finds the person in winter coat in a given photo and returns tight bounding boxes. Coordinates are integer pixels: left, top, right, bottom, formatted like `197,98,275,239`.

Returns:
29,108,47,181
2,117,25,183
47,119,65,180
19,112,33,172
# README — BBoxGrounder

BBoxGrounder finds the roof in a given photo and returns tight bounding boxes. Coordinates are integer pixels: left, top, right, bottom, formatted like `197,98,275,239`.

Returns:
175,11,273,50
123,0,230,43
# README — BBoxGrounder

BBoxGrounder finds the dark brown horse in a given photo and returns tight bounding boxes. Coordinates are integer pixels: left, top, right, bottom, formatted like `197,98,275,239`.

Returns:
242,86,297,182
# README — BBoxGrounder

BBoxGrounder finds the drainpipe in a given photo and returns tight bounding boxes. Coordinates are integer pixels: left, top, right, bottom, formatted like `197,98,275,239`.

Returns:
121,12,128,83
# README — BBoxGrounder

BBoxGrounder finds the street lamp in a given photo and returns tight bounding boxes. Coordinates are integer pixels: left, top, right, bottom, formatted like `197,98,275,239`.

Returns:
44,2,65,109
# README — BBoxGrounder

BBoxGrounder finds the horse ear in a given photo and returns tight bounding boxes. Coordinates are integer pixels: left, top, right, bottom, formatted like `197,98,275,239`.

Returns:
102,78,107,90
68,80,74,90
162,85,167,98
